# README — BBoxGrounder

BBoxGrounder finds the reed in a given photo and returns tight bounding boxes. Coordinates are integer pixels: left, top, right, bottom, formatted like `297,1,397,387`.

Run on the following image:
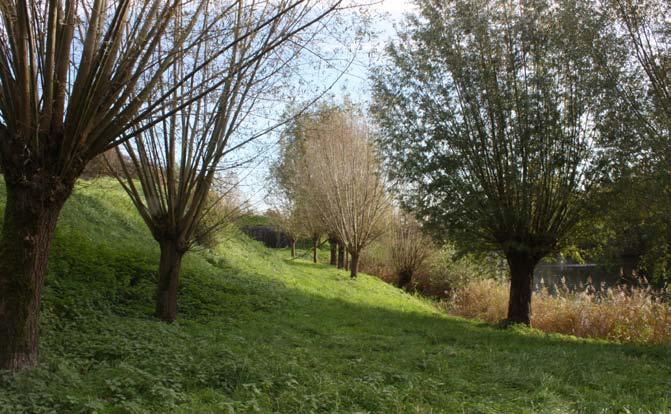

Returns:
446,278,671,344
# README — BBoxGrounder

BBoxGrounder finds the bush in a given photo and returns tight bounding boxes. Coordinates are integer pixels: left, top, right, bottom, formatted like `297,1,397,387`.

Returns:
359,242,505,297
358,240,395,281
446,279,671,344
413,245,505,297
444,278,509,323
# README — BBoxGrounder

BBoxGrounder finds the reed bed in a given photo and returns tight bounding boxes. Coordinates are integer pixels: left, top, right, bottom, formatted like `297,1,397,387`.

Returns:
446,278,671,344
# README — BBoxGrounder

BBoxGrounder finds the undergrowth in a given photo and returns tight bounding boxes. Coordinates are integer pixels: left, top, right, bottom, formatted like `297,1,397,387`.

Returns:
448,278,671,345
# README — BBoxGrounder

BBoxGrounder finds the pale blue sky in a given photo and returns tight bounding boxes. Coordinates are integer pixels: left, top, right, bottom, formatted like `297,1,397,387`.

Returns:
327,0,417,102
236,0,418,212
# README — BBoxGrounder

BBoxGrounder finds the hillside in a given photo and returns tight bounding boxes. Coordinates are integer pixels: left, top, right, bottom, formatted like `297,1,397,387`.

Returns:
0,179,669,413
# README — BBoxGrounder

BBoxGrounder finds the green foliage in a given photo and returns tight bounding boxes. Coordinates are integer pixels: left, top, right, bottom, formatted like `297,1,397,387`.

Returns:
564,0,671,282
359,238,504,296
0,179,669,413
371,0,623,258
417,245,507,297
566,171,671,284
236,214,273,229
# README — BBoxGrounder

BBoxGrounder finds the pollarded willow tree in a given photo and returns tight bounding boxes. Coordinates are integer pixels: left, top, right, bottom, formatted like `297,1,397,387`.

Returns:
0,0,215,371
301,109,390,278
266,131,308,260
372,0,622,324
268,105,336,264
268,208,303,257
110,0,343,322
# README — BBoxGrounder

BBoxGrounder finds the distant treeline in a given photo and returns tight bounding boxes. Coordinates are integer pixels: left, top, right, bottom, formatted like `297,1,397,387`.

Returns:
241,226,290,249
241,225,320,251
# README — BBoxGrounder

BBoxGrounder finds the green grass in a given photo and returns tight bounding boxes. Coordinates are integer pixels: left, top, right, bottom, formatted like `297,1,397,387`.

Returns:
236,214,274,228
0,178,670,413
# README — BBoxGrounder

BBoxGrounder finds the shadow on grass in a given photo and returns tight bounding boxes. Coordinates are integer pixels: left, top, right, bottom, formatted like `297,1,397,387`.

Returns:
6,179,669,412
207,253,669,354
167,253,671,410
14,217,671,413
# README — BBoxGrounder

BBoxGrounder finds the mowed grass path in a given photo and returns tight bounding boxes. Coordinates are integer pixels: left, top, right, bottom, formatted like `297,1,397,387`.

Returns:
0,179,669,413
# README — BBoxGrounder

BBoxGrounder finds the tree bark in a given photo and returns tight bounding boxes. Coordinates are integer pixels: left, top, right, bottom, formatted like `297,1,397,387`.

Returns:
0,180,70,371
350,251,359,278
619,253,638,284
155,239,185,323
505,251,540,326
337,242,345,269
344,250,349,271
290,239,296,258
397,270,413,289
329,238,337,266
312,236,319,264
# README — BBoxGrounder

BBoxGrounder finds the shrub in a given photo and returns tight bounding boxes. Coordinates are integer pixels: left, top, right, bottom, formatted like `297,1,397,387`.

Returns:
389,214,434,288
446,279,671,344
360,242,504,297
359,239,394,281
413,245,506,298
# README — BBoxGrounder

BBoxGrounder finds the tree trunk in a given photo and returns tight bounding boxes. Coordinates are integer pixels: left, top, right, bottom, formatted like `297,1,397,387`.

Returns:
350,251,359,278
0,181,69,371
344,250,349,271
155,239,185,323
290,239,296,258
619,253,638,284
505,251,540,326
312,236,319,264
337,243,345,269
329,238,337,266
397,270,413,289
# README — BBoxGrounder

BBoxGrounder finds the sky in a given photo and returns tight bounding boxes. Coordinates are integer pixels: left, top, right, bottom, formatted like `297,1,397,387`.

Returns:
235,0,418,213
326,0,418,102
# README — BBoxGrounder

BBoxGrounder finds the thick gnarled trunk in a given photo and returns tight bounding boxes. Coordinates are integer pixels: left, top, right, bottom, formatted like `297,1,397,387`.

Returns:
290,239,296,258
505,251,539,326
350,251,359,278
155,239,185,323
397,270,413,289
337,243,345,269
0,180,70,371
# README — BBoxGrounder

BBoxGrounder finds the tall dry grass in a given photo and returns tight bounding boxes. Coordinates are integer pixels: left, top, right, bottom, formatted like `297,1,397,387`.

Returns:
446,279,671,345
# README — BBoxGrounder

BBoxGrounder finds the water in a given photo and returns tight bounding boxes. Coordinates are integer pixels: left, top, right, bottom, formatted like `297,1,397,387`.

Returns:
534,263,623,293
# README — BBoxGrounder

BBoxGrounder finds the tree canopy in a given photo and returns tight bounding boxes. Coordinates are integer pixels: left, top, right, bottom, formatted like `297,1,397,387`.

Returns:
372,0,623,323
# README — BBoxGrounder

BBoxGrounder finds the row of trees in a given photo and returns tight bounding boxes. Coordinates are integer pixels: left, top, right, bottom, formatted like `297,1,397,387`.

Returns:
0,0,346,371
372,0,671,325
268,104,439,288
269,105,390,278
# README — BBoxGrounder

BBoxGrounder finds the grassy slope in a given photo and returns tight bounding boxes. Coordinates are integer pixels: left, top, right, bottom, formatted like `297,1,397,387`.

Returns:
0,179,669,414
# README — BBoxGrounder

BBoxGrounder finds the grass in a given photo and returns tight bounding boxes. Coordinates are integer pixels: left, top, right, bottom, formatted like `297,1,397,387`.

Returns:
0,178,670,413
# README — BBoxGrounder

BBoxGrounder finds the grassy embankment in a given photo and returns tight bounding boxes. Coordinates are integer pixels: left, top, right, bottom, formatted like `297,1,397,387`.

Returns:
0,179,669,413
